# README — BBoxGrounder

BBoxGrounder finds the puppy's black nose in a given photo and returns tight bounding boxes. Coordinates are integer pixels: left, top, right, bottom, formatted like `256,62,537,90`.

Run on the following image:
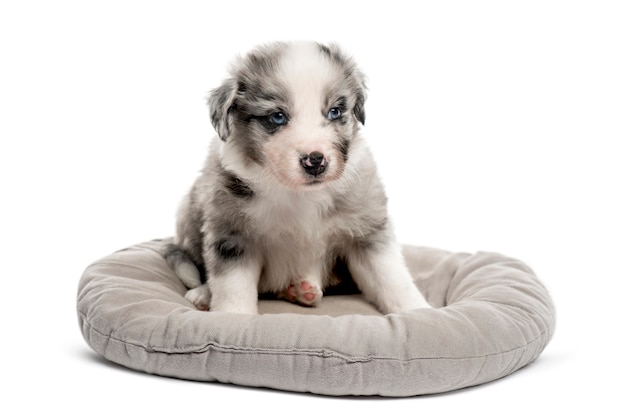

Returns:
301,151,327,177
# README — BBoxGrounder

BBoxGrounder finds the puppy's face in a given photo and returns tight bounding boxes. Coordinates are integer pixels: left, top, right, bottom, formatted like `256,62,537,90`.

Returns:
209,42,366,190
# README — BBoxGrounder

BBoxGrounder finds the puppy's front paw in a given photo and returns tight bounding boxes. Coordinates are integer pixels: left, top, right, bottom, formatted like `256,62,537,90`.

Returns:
185,285,211,311
280,280,323,307
379,288,432,314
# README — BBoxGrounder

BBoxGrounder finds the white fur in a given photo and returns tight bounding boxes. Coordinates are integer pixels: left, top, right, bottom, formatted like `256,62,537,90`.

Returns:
208,257,262,314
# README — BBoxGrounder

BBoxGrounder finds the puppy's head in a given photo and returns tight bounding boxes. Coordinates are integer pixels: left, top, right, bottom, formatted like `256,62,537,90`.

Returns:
208,41,366,190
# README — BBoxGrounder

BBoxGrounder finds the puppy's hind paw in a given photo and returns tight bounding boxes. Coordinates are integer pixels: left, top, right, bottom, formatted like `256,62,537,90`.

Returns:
185,285,211,311
280,280,323,307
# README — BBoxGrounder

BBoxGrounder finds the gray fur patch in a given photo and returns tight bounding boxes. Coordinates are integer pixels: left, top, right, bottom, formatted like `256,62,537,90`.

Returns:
214,238,245,261
222,171,254,199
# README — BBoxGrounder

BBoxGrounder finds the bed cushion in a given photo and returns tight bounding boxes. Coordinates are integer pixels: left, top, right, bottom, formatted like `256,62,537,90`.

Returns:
77,238,555,396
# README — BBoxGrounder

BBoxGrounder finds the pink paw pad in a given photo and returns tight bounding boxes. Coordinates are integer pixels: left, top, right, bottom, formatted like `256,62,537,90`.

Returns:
282,280,322,307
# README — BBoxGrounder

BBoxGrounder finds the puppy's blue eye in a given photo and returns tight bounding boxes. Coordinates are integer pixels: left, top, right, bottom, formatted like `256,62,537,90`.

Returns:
327,107,342,121
269,112,288,126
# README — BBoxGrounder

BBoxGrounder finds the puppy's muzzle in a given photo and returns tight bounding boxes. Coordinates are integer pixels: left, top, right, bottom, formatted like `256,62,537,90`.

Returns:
300,151,328,177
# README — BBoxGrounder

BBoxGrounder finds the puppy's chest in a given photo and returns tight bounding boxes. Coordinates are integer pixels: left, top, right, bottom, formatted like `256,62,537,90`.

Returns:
245,194,344,289
245,193,338,243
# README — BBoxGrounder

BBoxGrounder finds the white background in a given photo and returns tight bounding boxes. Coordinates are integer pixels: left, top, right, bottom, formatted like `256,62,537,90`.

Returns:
1,0,624,414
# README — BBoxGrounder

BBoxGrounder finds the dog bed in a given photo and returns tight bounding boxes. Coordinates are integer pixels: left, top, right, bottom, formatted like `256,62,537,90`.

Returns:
77,238,555,396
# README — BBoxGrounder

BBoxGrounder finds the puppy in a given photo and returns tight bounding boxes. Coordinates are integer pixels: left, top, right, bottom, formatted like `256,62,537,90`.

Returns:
165,41,431,314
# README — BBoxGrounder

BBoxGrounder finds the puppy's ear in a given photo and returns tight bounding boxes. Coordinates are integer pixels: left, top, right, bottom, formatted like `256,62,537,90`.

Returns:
348,54,367,125
208,79,238,141
319,42,367,125
354,89,366,125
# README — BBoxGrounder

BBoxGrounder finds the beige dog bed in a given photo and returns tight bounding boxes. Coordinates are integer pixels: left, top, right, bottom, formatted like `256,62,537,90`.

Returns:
77,238,555,396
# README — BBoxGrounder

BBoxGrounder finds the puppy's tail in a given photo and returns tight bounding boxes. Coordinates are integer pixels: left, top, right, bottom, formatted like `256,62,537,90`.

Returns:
163,243,204,289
